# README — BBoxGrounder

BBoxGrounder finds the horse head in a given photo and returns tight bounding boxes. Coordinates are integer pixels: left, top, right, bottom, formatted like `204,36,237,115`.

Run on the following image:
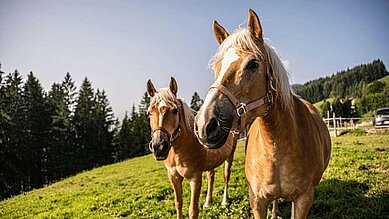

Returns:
147,77,181,160
195,9,273,149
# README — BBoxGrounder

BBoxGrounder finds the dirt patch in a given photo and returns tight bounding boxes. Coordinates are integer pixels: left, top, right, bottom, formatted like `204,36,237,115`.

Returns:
373,167,389,175
366,127,389,134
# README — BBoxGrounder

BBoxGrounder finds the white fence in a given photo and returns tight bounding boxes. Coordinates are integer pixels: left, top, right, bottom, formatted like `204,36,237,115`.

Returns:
323,112,361,137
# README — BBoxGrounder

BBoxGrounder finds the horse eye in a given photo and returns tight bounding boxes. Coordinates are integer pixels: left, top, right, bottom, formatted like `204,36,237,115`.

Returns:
147,111,152,116
246,60,259,70
172,108,178,114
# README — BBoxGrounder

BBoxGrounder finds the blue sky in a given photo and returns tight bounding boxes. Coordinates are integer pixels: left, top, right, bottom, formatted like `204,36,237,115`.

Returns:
1,1,388,119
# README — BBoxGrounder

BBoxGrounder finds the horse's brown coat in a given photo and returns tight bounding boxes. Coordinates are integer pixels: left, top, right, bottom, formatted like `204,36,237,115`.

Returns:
147,78,237,219
245,96,331,218
196,9,331,219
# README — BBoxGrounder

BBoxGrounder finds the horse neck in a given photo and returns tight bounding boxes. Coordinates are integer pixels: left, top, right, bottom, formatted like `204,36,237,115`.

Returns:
256,92,296,148
170,102,200,155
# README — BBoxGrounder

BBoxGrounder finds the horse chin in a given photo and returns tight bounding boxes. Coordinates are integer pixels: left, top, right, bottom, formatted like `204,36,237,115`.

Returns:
199,130,229,149
153,151,169,161
152,143,171,161
154,156,168,161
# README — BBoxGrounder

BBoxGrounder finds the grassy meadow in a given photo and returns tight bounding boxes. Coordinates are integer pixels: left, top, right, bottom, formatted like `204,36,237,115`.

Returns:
1,133,388,218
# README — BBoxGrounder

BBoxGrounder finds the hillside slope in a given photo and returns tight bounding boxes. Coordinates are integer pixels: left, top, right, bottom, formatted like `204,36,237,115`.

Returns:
1,135,389,218
294,59,388,103
313,75,389,116
378,74,389,84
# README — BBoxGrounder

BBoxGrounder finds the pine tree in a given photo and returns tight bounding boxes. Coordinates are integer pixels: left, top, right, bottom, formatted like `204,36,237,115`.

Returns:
139,92,150,115
93,89,115,165
114,112,132,160
46,83,70,182
1,70,25,195
129,105,142,156
60,73,77,174
138,92,151,155
0,66,16,199
22,72,50,189
320,100,330,117
62,72,77,116
73,77,96,170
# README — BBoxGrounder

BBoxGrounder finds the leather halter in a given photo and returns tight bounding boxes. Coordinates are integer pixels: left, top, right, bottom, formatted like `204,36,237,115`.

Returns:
210,65,276,133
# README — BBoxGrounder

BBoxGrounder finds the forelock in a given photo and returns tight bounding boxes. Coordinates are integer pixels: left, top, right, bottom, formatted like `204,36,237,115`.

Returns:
148,88,177,111
209,28,265,68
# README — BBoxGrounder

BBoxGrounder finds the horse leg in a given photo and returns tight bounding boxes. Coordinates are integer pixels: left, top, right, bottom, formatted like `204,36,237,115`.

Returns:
203,169,215,208
222,140,236,205
247,180,269,219
168,172,184,219
271,200,279,219
189,176,202,219
291,187,314,219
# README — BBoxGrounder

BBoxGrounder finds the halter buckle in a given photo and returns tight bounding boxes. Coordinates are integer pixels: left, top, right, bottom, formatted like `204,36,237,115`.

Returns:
262,91,274,117
266,91,273,106
236,103,247,117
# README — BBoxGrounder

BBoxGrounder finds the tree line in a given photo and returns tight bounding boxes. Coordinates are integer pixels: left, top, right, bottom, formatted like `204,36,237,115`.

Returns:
0,69,117,200
293,59,389,117
294,59,387,103
0,64,204,200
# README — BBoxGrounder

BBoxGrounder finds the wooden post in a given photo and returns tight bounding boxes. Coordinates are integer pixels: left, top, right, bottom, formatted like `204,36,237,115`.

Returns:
333,112,337,137
327,110,330,128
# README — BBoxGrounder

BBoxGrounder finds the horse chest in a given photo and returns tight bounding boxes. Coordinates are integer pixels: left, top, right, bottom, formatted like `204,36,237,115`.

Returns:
246,149,308,199
165,155,198,179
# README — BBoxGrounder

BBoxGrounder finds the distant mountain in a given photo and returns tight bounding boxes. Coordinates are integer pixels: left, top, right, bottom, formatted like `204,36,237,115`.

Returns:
293,59,388,103
291,84,303,91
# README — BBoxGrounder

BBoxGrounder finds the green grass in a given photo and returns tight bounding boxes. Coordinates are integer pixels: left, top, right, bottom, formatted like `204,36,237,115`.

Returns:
1,134,388,218
313,98,333,114
378,75,389,85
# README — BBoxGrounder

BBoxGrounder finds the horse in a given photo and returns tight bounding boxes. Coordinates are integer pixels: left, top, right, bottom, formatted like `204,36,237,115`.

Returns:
194,9,331,219
146,77,237,219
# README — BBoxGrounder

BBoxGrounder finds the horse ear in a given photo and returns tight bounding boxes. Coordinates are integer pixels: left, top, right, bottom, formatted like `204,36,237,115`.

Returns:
247,8,263,39
213,20,229,45
169,77,178,96
146,79,156,97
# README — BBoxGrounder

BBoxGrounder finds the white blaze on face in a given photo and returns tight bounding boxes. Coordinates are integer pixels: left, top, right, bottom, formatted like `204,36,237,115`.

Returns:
196,88,218,130
215,47,239,83
197,48,239,133
203,47,239,109
157,100,167,127
152,100,168,141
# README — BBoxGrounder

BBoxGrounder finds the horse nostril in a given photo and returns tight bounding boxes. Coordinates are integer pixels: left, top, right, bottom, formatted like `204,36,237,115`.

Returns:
206,118,219,136
162,141,169,149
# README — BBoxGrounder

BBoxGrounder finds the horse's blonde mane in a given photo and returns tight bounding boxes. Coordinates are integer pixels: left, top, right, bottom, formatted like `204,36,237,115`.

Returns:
149,88,194,134
209,28,294,109
264,38,295,106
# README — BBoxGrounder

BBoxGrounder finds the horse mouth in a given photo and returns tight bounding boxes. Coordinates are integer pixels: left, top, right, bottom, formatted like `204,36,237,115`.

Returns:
153,149,169,161
198,130,229,149
151,142,171,161
155,156,167,161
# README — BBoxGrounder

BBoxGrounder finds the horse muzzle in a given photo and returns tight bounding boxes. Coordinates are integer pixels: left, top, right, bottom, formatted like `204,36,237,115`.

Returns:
149,139,171,161
194,106,234,149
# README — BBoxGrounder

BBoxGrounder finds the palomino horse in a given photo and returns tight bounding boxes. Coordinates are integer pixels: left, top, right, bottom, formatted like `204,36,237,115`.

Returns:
147,77,237,219
194,9,331,219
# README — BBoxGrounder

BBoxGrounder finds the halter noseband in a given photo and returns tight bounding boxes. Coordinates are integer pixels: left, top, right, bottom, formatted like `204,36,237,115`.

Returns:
148,106,182,152
210,65,276,133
